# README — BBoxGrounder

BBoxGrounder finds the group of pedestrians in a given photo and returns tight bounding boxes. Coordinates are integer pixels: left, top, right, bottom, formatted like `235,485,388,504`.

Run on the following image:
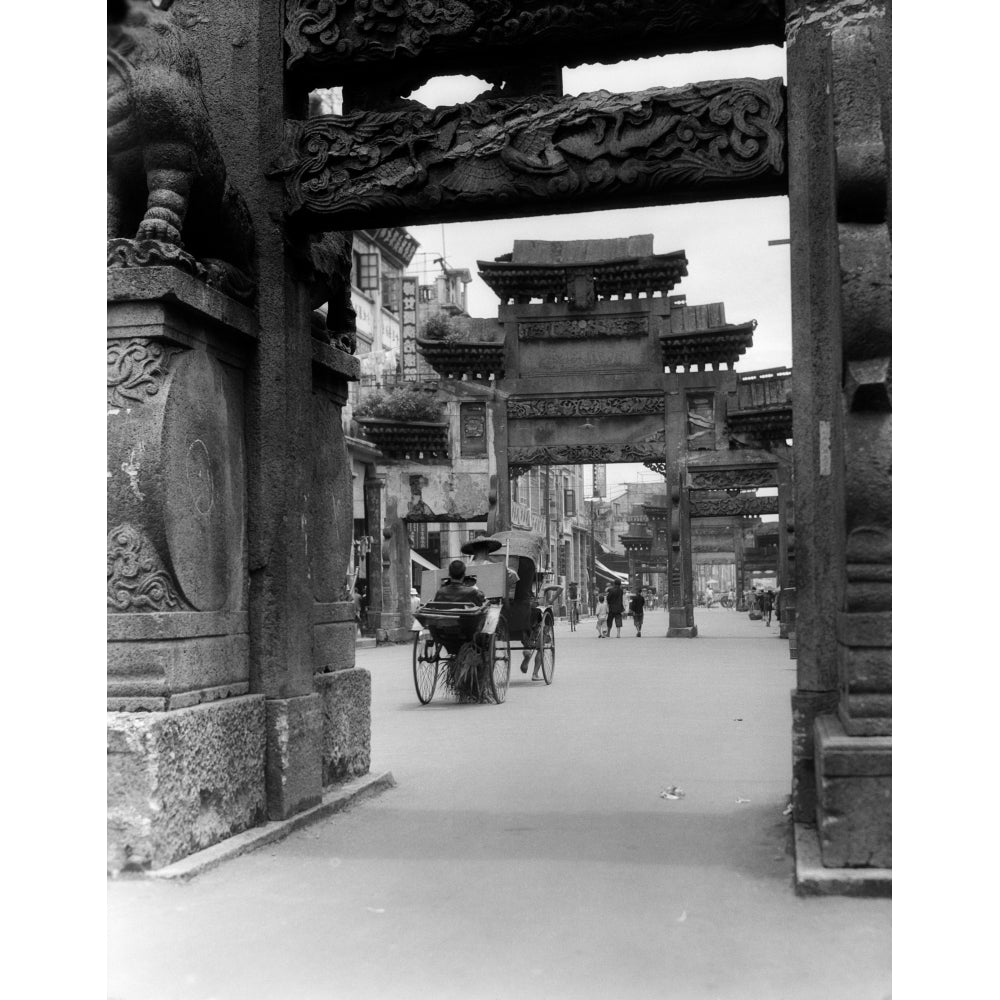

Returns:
595,579,646,638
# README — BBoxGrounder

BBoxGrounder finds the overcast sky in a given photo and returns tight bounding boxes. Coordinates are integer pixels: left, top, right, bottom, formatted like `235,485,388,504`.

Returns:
405,45,789,497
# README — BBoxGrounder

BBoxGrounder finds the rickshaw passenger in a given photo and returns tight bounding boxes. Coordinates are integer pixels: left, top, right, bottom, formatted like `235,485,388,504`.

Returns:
433,559,486,606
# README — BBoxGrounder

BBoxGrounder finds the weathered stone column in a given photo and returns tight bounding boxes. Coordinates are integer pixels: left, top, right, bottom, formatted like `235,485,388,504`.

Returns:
182,0,366,822
667,480,697,637
786,0,891,877
491,393,511,533
310,344,369,786
733,520,747,611
776,449,795,638
786,0,849,824
363,472,386,632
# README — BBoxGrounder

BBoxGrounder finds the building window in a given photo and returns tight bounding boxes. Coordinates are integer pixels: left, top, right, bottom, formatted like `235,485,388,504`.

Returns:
353,251,379,292
460,403,487,457
381,260,402,314
564,489,576,517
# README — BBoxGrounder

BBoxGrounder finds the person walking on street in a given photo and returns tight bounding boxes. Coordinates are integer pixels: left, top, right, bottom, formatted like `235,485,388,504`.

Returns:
596,594,609,638
606,579,625,638
629,589,646,638
760,588,775,626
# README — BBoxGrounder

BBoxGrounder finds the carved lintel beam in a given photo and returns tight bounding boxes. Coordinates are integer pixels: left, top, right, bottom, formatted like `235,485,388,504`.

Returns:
507,395,663,420
284,0,786,86
687,466,778,491
274,79,787,231
508,442,666,466
690,495,780,518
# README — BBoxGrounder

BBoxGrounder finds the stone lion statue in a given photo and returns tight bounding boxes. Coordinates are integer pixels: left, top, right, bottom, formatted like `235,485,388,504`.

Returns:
107,0,255,300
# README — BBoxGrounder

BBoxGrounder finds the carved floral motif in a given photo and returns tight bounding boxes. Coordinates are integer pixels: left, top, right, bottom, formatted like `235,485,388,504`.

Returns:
507,396,663,419
275,79,786,227
517,317,648,340
107,523,183,612
107,338,181,408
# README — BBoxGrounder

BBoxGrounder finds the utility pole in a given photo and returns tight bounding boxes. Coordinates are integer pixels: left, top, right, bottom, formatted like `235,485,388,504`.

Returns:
544,465,551,577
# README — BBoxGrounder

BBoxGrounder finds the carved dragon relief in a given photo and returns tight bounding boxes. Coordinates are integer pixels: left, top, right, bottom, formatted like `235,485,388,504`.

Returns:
508,434,665,467
284,1,785,76
107,0,256,302
274,78,786,228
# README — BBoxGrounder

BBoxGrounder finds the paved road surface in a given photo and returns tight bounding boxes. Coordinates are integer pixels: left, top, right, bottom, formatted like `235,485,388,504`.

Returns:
108,607,890,1000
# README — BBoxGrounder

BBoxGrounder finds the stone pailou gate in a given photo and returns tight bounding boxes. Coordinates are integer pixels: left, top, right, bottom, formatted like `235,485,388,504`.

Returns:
107,0,891,893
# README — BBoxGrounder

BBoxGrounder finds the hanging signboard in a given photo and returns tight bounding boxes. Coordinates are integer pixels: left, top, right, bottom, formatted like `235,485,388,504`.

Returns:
593,464,607,499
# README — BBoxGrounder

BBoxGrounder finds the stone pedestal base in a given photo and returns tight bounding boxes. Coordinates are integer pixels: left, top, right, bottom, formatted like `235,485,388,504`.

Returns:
815,713,891,868
666,606,697,638
666,625,698,638
779,621,789,638
316,667,372,785
107,695,266,874
790,689,839,823
312,602,356,673
265,695,323,820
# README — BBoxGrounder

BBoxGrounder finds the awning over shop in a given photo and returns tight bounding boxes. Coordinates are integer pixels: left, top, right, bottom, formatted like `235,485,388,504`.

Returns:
594,558,628,585
410,549,438,572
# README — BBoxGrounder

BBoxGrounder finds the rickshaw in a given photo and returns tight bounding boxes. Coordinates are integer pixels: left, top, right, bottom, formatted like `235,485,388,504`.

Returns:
411,530,557,705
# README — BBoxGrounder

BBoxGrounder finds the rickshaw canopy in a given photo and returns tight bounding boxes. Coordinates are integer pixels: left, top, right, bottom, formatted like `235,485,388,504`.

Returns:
483,530,546,569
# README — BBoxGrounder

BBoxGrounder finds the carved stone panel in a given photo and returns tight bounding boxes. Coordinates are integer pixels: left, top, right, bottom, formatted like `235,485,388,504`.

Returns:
108,338,246,614
689,495,780,518
275,79,787,229
517,316,648,340
507,395,663,420
687,467,777,491
160,349,246,612
507,442,666,466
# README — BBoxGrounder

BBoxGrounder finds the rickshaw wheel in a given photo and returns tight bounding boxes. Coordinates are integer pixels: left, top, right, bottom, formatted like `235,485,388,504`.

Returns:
412,632,439,704
487,619,510,704
540,614,555,685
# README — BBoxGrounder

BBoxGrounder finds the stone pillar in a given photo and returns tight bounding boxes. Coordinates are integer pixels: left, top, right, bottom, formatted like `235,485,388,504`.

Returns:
667,481,697,637
776,450,794,638
786,0,850,824
734,521,747,611
363,472,386,632
491,393,511,532
309,345,368,785
787,0,891,873
390,501,412,638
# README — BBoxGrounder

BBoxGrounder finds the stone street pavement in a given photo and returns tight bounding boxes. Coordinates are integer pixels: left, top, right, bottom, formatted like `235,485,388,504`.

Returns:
108,607,890,1000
